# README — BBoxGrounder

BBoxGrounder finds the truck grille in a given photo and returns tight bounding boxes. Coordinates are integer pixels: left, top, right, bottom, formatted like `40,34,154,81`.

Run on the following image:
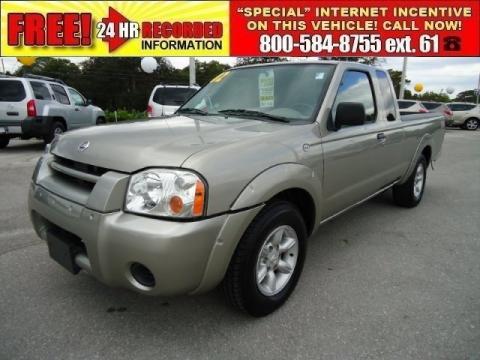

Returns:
53,156,109,178
49,155,110,191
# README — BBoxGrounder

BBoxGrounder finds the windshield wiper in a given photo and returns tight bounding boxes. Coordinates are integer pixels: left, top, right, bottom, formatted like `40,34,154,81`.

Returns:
177,107,210,115
218,109,290,123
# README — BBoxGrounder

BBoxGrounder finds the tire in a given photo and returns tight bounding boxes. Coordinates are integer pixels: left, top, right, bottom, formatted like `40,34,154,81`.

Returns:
223,201,307,317
393,154,427,208
44,121,65,144
0,137,10,149
463,118,479,131
96,117,106,125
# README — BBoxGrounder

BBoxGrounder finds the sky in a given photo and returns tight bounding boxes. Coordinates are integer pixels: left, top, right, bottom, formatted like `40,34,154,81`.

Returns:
1,56,479,97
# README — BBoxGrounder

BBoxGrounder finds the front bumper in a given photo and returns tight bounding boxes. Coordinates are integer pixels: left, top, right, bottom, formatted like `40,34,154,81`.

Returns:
28,181,261,296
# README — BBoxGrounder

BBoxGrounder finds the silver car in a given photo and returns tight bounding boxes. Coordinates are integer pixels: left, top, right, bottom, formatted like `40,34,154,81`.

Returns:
397,100,429,115
446,102,480,130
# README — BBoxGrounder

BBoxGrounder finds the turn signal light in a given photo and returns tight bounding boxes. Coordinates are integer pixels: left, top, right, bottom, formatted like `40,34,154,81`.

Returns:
193,180,205,216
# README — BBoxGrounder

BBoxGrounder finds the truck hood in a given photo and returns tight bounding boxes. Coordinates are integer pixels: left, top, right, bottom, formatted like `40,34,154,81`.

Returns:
52,115,287,173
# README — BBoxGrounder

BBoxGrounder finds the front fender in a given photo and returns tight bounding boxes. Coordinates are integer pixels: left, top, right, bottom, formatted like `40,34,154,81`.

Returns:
230,163,322,228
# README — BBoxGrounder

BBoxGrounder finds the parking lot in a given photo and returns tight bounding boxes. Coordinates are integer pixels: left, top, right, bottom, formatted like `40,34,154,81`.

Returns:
0,129,479,360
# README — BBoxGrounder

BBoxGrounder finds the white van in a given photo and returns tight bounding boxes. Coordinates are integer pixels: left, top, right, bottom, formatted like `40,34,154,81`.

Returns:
147,85,199,117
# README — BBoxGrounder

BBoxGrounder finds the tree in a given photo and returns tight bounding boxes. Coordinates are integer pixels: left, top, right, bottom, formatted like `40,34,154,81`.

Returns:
388,69,411,98
409,91,450,102
235,57,288,67
455,89,478,103
14,58,81,87
319,57,378,65
180,60,231,86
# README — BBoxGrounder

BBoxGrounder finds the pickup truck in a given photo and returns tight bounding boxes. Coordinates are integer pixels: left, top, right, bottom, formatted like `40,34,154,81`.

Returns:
28,62,445,317
0,75,105,149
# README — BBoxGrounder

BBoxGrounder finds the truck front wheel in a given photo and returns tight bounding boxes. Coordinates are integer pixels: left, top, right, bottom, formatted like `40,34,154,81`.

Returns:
393,154,427,208
224,201,307,317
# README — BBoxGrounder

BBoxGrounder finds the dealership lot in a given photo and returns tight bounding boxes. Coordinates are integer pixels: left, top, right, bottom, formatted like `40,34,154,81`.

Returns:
0,129,479,359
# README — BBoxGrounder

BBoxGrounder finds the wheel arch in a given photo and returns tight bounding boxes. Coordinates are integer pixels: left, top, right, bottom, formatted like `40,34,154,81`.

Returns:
52,116,67,130
230,163,322,234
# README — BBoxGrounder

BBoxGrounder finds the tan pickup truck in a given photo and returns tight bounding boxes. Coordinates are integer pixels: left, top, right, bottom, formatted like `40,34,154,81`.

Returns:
29,61,445,316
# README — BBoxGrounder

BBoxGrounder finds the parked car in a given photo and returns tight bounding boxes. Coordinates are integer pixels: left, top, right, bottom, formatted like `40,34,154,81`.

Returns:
0,74,105,149
445,102,480,130
421,101,453,122
147,84,199,117
397,100,429,115
29,62,444,317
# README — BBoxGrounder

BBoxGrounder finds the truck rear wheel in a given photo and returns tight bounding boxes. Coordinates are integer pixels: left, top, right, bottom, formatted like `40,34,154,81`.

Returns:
44,121,65,144
393,154,427,208
223,201,307,317
0,136,10,149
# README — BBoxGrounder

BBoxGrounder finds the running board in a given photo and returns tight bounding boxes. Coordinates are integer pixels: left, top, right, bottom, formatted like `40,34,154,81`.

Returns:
319,180,400,225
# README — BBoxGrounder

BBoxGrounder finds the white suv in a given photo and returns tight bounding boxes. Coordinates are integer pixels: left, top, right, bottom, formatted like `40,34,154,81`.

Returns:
147,84,199,117
446,102,480,130
0,75,105,149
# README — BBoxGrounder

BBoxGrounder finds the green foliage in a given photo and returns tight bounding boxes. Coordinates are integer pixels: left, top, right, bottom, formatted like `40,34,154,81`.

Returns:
235,57,288,66
454,89,478,102
104,109,147,122
388,69,411,98
406,91,451,102
319,57,378,65
13,57,229,112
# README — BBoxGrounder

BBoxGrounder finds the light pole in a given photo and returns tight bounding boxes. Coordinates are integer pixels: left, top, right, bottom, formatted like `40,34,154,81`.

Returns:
189,57,196,87
399,57,408,99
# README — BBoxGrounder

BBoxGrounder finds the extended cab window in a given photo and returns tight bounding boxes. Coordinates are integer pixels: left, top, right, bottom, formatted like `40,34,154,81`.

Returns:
67,88,86,106
376,70,396,120
51,84,70,105
0,80,26,102
333,71,376,124
30,81,52,100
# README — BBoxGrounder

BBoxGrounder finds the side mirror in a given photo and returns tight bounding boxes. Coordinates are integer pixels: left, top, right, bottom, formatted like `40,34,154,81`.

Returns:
334,102,366,130
86,99,93,105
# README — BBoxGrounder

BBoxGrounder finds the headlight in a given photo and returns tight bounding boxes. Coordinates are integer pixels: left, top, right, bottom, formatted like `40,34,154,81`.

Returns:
125,169,206,218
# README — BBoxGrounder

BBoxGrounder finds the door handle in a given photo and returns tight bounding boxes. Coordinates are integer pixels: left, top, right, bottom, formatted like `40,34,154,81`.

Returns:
75,108,80,111
377,133,386,143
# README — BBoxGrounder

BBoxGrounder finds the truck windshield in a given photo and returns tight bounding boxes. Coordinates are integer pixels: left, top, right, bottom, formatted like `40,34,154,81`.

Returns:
179,64,335,123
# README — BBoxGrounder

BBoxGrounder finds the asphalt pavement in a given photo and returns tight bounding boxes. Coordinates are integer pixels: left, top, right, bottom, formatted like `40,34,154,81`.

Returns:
0,129,479,360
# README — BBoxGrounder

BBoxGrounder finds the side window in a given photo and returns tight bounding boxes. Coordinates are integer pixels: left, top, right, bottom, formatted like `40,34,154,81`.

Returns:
50,84,70,105
67,88,86,106
333,71,376,124
376,70,396,120
464,104,476,111
153,88,165,105
30,81,52,100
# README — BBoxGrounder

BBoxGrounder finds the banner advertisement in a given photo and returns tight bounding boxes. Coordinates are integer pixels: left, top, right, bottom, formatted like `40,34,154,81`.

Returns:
1,0,479,57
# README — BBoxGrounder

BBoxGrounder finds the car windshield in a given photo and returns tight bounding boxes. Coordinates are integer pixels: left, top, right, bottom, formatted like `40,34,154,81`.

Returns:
179,64,335,123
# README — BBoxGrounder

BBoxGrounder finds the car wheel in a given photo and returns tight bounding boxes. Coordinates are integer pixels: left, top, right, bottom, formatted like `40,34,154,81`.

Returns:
393,154,427,208
96,117,106,125
464,118,479,131
44,121,65,144
0,136,10,149
224,201,307,317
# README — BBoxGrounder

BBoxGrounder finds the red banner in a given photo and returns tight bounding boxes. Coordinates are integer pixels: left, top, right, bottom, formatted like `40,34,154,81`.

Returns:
230,0,480,57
